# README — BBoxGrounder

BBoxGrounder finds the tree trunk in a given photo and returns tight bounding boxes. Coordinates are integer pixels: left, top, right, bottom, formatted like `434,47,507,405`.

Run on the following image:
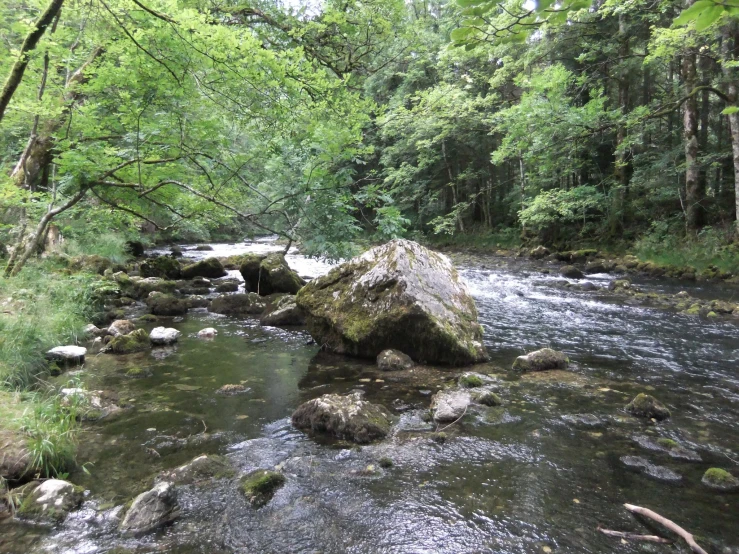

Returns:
682,48,704,231
722,23,739,232
0,0,65,124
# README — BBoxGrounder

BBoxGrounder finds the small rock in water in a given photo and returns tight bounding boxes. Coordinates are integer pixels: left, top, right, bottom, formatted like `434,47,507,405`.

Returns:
156,454,234,485
431,390,471,423
632,435,701,461
701,468,739,491
197,327,217,338
240,470,286,508
512,348,569,372
376,349,414,371
291,392,395,443
45,345,86,365
620,456,681,482
149,326,181,346
119,481,180,536
561,414,603,428
472,389,502,407
560,265,584,279
625,393,671,421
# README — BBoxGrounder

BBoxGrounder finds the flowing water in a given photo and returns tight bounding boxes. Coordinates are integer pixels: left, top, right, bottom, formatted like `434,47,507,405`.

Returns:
3,241,739,554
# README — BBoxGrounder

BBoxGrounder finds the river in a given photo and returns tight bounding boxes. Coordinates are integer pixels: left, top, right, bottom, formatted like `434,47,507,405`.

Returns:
2,240,738,554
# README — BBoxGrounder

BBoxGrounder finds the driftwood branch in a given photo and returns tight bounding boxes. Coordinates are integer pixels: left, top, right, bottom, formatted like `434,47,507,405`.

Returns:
597,525,672,544
623,503,708,554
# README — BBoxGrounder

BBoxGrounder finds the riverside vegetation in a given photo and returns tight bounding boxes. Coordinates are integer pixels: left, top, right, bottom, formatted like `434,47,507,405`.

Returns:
1,0,739,552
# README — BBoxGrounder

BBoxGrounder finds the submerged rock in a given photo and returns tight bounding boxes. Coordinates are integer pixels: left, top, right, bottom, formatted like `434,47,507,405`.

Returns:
240,470,286,508
260,295,305,326
149,327,181,346
103,328,150,354
291,392,395,443
119,481,180,536
45,345,86,366
108,319,136,337
296,239,488,366
216,384,249,395
625,393,671,421
701,468,739,491
632,435,701,461
156,454,234,485
431,390,471,423
17,479,83,522
472,389,502,407
181,257,227,279
458,373,485,388
512,348,569,372
620,455,681,482
376,349,414,371
209,293,266,316
215,279,240,293
239,253,305,296
60,388,123,419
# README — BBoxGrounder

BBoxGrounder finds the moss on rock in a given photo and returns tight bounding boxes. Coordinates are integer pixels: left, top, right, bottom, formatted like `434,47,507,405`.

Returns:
459,373,484,388
625,393,671,421
240,253,305,295
702,468,739,491
512,348,569,372
146,294,188,316
140,256,181,279
181,257,227,279
105,329,150,354
240,470,285,507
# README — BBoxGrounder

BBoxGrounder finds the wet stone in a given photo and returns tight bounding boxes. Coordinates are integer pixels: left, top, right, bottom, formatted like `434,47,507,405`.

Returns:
625,393,671,421
119,481,180,536
632,435,701,461
561,414,604,428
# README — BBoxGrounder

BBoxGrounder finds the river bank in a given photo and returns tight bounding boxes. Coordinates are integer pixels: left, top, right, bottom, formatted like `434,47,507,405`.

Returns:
2,239,738,553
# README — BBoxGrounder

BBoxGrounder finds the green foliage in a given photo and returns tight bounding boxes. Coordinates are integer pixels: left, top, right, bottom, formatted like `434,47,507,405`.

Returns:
634,222,739,273
519,186,607,234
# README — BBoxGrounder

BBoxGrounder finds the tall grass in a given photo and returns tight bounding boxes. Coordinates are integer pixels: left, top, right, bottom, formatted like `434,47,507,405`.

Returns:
0,260,98,389
634,223,739,274
61,232,131,265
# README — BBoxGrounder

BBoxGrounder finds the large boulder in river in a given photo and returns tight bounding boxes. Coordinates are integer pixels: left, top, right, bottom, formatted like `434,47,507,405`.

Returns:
291,392,395,444
209,293,266,316
181,257,227,279
17,479,83,522
146,294,189,316
119,481,180,536
239,253,305,295
295,240,488,366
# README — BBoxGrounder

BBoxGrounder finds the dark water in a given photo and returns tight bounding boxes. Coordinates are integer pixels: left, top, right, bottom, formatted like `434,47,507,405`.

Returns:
2,242,738,554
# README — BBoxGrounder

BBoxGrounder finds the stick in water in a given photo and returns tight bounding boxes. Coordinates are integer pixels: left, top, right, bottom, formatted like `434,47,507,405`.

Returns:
597,526,672,544
623,504,708,554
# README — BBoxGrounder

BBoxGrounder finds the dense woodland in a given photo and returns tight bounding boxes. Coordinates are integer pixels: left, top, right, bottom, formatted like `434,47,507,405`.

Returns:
1,0,739,268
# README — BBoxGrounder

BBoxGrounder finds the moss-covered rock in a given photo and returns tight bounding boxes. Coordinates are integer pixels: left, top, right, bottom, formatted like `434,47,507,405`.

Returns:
140,256,181,279
137,314,159,323
472,389,502,406
214,279,240,293
209,293,266,316
260,295,305,326
625,393,671,421
512,348,569,372
459,373,484,388
296,240,488,366
701,468,739,491
69,255,114,275
181,257,227,279
560,265,584,279
291,392,395,443
130,277,177,299
146,294,188,316
240,470,285,508
529,245,550,259
104,328,150,354
239,253,305,295
125,367,151,379
17,479,83,522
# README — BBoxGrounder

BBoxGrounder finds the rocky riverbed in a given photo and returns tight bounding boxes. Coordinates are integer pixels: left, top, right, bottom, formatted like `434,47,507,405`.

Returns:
2,239,738,554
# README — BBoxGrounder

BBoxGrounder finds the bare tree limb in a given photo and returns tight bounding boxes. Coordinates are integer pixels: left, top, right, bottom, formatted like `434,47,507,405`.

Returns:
623,504,708,554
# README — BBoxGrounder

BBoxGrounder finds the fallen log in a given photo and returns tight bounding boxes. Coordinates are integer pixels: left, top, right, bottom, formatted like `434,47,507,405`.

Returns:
623,503,708,554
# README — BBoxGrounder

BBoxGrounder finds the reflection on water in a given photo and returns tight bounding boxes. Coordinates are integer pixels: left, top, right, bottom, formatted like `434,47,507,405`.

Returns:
3,242,739,554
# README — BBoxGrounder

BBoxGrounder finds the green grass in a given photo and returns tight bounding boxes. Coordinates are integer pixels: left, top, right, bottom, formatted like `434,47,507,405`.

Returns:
61,232,131,265
0,260,99,389
423,227,521,251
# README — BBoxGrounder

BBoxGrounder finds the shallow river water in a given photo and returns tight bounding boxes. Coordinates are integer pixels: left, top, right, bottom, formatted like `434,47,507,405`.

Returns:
2,241,738,554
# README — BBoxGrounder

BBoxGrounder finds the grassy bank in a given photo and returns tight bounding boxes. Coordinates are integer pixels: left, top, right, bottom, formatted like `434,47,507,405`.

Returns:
0,258,105,480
